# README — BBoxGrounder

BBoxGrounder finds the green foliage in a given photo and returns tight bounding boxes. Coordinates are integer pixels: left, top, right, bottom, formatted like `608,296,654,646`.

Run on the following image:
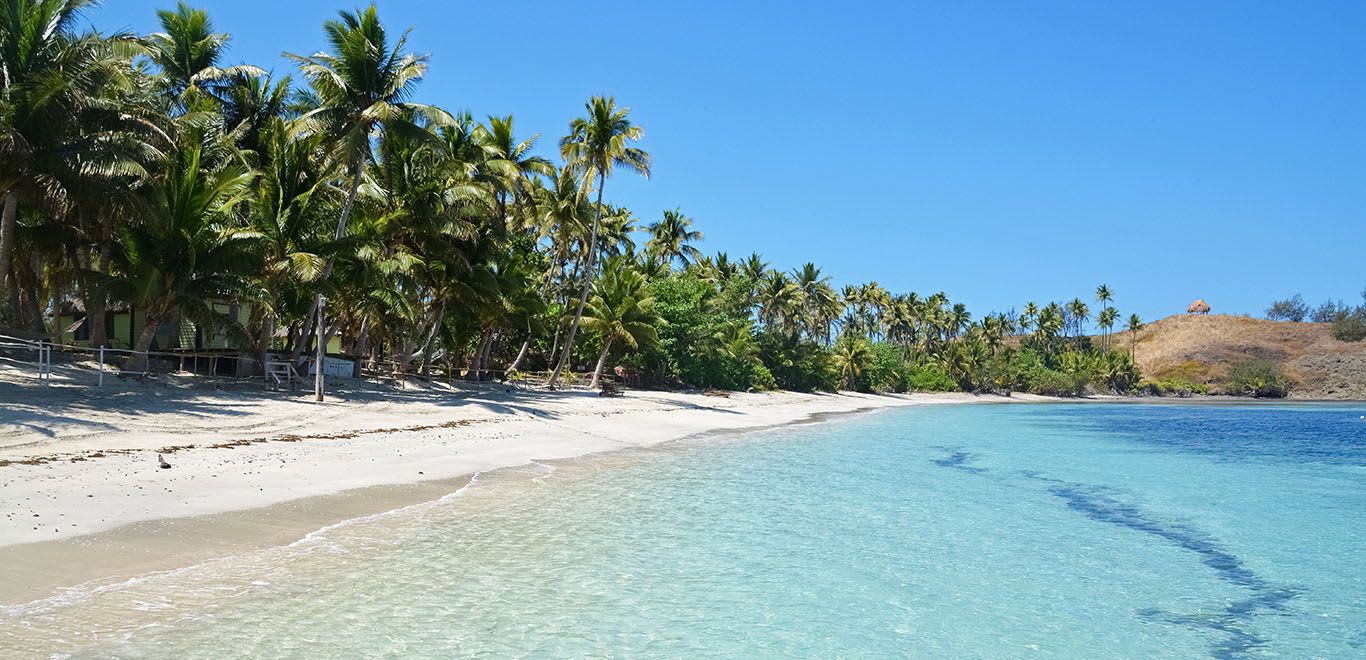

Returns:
1,4,1186,402
902,365,957,392
864,342,907,392
1139,378,1209,397
1331,310,1366,342
1222,360,1291,398
1024,367,1087,397
1266,294,1308,322
834,334,873,391
646,272,769,391
756,330,838,392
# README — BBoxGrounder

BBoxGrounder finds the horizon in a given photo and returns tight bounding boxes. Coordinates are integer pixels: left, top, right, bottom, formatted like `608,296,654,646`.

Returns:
88,0,1366,325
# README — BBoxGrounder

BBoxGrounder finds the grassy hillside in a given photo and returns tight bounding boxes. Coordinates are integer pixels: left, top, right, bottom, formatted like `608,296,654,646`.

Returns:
1127,314,1366,399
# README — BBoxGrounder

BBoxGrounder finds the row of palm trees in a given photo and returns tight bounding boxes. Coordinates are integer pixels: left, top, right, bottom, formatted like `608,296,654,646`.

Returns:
1,1,1148,395
0,2,658,386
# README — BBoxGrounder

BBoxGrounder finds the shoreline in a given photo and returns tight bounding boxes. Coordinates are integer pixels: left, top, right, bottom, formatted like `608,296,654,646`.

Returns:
0,386,1035,605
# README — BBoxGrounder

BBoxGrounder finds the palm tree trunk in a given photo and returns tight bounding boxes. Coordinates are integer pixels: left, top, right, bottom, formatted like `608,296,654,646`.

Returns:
125,309,165,373
508,338,530,373
0,192,17,305
88,212,116,348
547,171,607,388
87,297,107,348
472,331,492,380
548,323,562,370
21,283,43,334
464,331,486,380
292,306,318,367
419,300,445,377
589,336,614,389
259,311,275,376
351,316,370,378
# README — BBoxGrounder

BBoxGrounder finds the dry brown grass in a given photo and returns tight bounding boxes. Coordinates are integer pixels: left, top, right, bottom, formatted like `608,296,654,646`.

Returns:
1126,314,1366,399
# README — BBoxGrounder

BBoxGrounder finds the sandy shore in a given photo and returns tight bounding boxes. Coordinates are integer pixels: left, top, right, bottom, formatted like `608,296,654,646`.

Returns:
0,377,1040,604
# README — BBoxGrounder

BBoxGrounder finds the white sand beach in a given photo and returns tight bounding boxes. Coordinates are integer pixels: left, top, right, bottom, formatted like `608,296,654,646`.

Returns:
0,378,1040,604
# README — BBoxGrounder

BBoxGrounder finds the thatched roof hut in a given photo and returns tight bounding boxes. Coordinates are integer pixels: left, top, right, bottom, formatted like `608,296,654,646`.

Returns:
1187,299,1211,314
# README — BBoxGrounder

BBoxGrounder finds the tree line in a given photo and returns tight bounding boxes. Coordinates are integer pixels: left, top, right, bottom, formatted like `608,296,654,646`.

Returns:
0,1,1147,395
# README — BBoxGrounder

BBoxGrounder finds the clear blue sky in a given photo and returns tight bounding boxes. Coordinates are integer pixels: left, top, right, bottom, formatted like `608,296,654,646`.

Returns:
87,1,1366,325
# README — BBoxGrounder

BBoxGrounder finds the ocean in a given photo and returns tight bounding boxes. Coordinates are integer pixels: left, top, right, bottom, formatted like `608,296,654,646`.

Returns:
4,401,1364,658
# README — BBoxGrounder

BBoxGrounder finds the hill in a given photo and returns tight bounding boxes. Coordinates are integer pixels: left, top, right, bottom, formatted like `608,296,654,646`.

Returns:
1127,314,1366,400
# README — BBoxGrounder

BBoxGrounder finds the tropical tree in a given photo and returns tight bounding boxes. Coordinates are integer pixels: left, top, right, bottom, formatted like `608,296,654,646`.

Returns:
1065,298,1089,338
645,208,703,268
142,2,262,104
95,133,259,371
0,0,157,320
548,96,651,388
1097,306,1119,351
1094,283,1113,348
834,333,872,390
793,263,838,343
1126,313,1143,360
477,114,552,230
758,270,800,334
580,256,660,388
248,120,332,362
285,5,450,396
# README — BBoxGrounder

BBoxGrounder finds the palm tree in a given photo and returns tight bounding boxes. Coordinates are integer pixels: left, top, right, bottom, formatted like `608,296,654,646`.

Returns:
285,5,450,398
697,251,738,285
249,119,331,365
740,252,768,282
1126,313,1143,361
548,96,651,388
142,2,263,104
1,0,157,317
1019,301,1039,334
1094,284,1114,351
95,134,259,372
834,334,872,391
580,256,660,388
1097,306,1119,352
218,71,292,156
1065,299,1087,341
477,114,552,231
792,263,838,343
758,270,800,334
948,303,971,341
1095,284,1113,309
645,208,703,268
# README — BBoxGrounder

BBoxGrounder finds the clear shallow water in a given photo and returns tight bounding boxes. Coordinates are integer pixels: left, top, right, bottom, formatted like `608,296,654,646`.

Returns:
4,402,1365,658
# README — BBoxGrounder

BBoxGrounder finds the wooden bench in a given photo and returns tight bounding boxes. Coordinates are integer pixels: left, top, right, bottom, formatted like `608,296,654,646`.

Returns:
599,379,623,397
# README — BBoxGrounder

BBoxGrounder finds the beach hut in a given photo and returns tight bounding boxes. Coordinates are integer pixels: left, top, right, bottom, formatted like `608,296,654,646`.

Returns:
1186,299,1211,314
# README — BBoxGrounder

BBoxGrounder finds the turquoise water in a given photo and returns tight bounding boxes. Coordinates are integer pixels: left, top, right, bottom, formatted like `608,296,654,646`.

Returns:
4,402,1366,658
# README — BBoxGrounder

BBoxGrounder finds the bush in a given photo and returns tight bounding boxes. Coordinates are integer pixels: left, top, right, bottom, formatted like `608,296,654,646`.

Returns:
1266,294,1308,322
865,343,907,392
903,365,957,392
1139,378,1209,397
1223,360,1291,398
1331,310,1366,342
756,331,839,392
749,363,777,391
1023,367,1085,397
1311,300,1350,323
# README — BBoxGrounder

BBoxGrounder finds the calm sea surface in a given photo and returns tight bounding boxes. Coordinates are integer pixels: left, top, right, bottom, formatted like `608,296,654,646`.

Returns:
4,402,1365,658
